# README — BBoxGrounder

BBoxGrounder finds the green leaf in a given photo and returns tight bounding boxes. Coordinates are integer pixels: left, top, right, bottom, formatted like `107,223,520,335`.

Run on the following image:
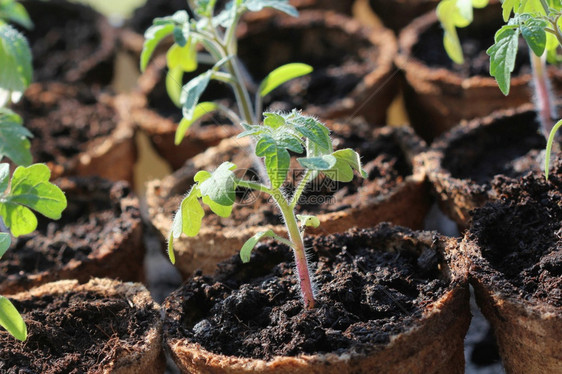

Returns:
297,155,337,170
0,296,26,341
521,17,548,56
259,63,313,97
325,148,367,183
502,0,520,21
0,232,10,258
293,116,332,153
181,71,212,120
0,0,32,29
296,214,320,228
198,162,238,206
175,102,219,145
0,164,67,237
487,26,520,95
240,229,276,263
0,108,32,166
166,66,183,108
0,163,9,194
0,24,31,105
167,232,176,264
244,0,299,17
140,23,174,72
545,119,562,180
255,135,291,188
202,195,233,217
171,187,205,239
263,112,285,129
167,40,198,72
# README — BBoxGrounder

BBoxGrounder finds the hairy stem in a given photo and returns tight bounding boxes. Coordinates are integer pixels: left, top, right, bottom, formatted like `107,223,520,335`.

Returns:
531,51,556,138
290,169,314,209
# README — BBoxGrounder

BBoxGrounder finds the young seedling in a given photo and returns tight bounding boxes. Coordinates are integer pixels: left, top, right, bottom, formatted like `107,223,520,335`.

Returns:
0,0,67,341
140,0,313,146
168,110,366,309
437,0,562,178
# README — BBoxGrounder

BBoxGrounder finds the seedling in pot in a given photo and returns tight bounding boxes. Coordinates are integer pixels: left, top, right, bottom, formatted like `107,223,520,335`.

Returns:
141,0,313,146
0,0,67,341
437,0,562,177
168,110,366,309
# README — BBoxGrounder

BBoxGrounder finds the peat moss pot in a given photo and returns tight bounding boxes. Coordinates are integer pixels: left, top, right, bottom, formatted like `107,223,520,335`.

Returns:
163,225,470,373
462,162,562,374
14,82,137,184
368,0,439,33
20,0,116,85
395,2,562,141
0,278,165,373
423,104,558,229
146,123,430,278
0,177,145,295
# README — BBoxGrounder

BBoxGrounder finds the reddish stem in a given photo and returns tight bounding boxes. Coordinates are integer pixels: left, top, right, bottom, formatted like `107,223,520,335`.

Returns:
531,52,556,138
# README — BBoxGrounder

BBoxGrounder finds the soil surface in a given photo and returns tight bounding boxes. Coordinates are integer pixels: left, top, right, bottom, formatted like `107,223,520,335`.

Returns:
164,225,452,359
0,178,136,286
0,289,157,373
14,83,118,164
20,0,114,84
442,109,548,185
161,124,412,229
468,161,562,307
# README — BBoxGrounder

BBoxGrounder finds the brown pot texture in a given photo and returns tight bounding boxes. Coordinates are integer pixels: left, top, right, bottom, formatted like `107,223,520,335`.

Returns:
368,0,439,32
146,123,430,278
0,278,165,373
163,224,470,374
20,0,116,85
0,177,145,295
13,82,137,184
423,104,557,230
395,2,562,141
462,164,562,373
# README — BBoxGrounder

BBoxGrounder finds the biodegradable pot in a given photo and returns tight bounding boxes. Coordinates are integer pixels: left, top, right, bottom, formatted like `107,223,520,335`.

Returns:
20,0,116,85
163,224,470,373
0,177,145,295
395,3,562,141
14,82,137,184
462,164,562,373
146,123,430,278
0,278,165,373
423,104,559,229
368,0,439,32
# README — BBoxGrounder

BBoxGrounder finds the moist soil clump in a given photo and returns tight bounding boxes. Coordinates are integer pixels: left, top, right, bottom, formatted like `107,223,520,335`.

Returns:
14,83,117,164
0,289,156,373
164,225,452,359
468,165,562,307
0,178,136,288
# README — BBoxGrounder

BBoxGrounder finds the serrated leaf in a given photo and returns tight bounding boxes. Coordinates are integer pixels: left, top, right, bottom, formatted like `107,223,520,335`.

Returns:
0,0,32,29
545,118,562,180
325,149,367,183
240,229,276,263
259,63,313,97
0,296,26,341
198,162,238,206
237,124,266,139
521,17,548,56
293,116,332,153
0,24,32,105
175,102,218,145
0,108,32,166
296,214,320,228
0,232,10,258
0,164,66,237
487,26,520,95
140,23,174,72
297,155,337,170
276,136,304,154
181,71,212,120
263,112,285,128
255,135,291,188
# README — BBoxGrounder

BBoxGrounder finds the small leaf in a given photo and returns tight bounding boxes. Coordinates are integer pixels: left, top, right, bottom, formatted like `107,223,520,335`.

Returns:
240,229,276,263
140,23,175,72
521,17,548,56
166,66,184,108
202,195,233,217
172,188,205,238
255,135,291,188
0,108,31,166
259,63,313,97
325,149,367,183
502,0,519,21
181,71,212,121
545,119,562,180
293,116,332,153
0,0,32,29
0,232,10,258
166,40,198,72
297,155,337,170
198,162,238,206
263,112,285,129
0,24,32,104
487,26,520,95
296,214,320,228
175,102,218,145
0,296,26,341
167,232,176,264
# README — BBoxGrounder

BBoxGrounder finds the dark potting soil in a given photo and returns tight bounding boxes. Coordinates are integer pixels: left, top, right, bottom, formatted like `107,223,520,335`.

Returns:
0,178,135,284
14,83,117,164
469,166,562,307
412,14,530,78
20,0,114,84
164,225,452,359
0,289,157,373
442,109,548,185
